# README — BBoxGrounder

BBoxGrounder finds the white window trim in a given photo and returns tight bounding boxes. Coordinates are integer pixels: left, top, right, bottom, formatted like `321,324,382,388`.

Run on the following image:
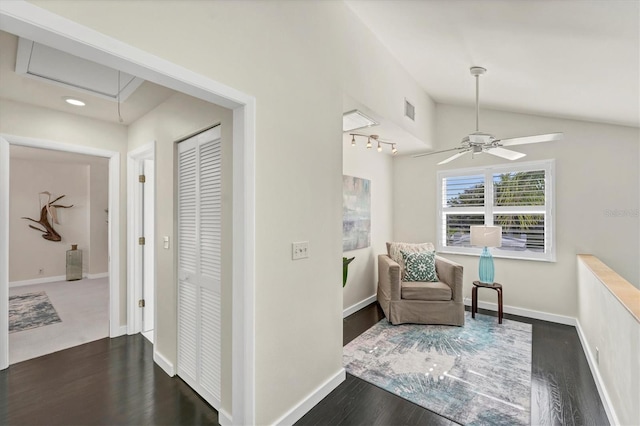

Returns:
436,159,556,262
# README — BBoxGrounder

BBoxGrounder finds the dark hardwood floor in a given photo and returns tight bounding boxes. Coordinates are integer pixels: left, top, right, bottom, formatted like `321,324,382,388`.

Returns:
1,334,217,426
298,303,609,426
1,303,608,425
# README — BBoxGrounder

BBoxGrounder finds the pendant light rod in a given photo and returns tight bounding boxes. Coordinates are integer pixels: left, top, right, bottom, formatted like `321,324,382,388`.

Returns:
470,67,486,132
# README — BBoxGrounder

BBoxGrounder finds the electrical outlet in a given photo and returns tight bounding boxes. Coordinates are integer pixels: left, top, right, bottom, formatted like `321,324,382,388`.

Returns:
595,347,599,364
38,268,44,275
292,241,309,260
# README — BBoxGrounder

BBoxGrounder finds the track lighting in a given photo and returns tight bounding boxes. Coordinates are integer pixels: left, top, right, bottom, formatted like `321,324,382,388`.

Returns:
347,134,398,155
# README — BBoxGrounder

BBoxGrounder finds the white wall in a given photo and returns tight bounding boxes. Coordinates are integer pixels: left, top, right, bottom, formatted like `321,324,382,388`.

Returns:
342,134,393,312
127,91,233,414
9,158,89,282
88,161,109,276
394,104,640,318
25,1,436,423
577,256,639,425
0,99,128,322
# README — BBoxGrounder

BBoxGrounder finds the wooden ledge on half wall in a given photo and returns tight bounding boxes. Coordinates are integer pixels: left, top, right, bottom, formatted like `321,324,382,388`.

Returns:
578,254,640,322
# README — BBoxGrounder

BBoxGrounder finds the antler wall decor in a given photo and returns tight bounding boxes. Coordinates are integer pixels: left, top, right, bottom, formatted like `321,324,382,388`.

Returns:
22,191,74,242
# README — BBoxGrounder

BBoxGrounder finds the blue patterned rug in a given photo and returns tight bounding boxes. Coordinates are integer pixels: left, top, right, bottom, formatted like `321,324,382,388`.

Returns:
9,291,62,333
344,311,532,425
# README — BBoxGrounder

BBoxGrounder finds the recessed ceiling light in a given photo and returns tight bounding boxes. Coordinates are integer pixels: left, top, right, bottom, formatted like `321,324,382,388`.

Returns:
63,97,86,106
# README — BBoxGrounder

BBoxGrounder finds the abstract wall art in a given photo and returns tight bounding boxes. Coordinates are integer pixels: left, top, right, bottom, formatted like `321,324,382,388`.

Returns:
343,175,371,251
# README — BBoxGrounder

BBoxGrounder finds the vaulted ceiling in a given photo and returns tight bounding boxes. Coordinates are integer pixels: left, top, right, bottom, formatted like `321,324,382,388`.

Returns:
346,0,639,128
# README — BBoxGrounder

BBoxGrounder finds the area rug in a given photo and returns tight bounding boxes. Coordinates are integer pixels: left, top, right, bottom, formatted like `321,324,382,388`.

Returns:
9,291,62,333
343,311,532,425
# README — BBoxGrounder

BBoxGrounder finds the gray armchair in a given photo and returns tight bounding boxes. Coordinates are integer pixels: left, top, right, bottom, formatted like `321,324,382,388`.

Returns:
377,253,464,325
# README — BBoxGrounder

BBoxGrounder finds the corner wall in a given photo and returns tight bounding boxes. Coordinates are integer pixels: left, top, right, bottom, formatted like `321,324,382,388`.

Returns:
342,134,393,313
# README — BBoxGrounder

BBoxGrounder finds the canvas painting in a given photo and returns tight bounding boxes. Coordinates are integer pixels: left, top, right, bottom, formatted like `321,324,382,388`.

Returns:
343,175,371,251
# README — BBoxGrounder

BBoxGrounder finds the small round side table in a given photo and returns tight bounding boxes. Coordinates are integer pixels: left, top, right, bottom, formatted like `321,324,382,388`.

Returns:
472,281,503,324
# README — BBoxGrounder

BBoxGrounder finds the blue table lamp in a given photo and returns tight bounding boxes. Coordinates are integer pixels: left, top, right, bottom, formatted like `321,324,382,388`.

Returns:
470,225,502,284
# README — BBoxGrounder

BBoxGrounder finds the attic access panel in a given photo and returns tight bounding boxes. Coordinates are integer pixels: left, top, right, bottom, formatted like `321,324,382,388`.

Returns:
15,37,143,102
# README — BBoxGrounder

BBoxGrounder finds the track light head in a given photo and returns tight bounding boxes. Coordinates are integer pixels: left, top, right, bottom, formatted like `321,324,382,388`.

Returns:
392,144,398,155
351,134,356,146
366,137,372,149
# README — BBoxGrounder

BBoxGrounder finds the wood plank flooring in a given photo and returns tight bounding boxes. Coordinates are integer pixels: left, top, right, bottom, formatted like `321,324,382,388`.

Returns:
1,303,608,425
1,334,217,425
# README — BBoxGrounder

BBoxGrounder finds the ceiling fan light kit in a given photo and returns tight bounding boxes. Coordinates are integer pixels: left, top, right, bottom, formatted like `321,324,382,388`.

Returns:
413,66,563,164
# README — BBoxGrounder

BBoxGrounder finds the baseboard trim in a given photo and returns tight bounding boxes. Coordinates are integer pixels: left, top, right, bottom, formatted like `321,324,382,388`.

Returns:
87,272,108,279
344,294,377,318
218,408,232,426
154,350,176,377
574,320,619,425
463,298,576,326
9,275,67,287
274,368,346,426
115,325,127,337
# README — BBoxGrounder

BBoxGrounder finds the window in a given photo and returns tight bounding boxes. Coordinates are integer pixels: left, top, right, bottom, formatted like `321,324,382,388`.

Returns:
437,160,555,261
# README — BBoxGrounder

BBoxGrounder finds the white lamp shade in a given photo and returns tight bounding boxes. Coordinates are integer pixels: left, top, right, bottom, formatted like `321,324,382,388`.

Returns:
470,225,502,248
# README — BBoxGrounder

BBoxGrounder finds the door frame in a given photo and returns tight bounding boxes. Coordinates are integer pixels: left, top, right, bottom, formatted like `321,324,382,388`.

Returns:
0,133,122,352
127,141,155,338
0,3,256,425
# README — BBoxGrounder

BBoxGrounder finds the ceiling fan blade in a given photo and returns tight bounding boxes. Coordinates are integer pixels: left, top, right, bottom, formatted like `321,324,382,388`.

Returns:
438,151,470,165
485,147,526,161
411,147,464,158
498,132,563,147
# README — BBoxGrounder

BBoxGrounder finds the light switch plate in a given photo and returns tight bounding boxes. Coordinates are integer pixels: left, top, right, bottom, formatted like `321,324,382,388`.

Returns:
292,241,309,260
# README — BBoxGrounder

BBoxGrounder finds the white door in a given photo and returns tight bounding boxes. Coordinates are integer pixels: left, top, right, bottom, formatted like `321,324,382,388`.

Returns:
177,126,222,409
142,159,155,334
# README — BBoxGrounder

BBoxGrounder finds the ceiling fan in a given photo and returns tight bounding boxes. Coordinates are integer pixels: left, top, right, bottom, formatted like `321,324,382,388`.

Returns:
413,67,563,164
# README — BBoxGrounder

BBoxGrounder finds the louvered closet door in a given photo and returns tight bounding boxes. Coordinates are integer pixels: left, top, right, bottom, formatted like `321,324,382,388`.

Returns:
177,126,222,410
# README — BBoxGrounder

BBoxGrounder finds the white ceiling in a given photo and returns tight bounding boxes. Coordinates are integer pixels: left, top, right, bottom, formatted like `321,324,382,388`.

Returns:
346,0,640,128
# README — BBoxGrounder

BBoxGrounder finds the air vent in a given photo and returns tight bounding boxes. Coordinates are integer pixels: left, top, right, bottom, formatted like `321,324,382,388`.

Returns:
404,99,415,121
343,110,379,132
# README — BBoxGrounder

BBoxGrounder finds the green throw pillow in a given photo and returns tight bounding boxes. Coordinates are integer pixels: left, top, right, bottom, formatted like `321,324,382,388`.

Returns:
401,250,438,282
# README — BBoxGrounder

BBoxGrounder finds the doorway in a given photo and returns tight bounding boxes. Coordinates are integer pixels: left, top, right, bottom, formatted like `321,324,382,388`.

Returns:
0,3,256,423
127,142,156,343
0,134,121,365
7,145,111,364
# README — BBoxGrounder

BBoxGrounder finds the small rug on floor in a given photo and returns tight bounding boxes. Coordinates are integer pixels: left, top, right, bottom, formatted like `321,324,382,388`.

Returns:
9,291,62,333
343,311,532,425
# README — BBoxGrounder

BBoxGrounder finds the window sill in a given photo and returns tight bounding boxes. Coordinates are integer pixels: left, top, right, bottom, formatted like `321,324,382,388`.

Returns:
437,247,557,263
